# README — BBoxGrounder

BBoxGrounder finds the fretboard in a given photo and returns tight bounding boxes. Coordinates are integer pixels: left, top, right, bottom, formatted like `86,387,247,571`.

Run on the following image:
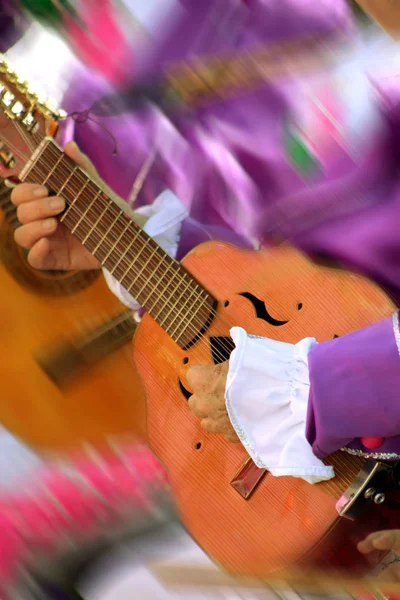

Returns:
20,138,216,348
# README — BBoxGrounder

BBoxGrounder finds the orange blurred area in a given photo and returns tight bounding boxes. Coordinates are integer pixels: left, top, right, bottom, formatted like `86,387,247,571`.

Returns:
0,200,146,453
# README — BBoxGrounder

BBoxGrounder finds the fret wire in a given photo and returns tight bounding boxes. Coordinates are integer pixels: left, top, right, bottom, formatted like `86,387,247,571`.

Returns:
149,262,194,322
95,209,125,262
112,235,194,324
109,224,142,275
145,264,194,319
19,137,49,181
42,154,63,185
46,159,133,259
140,256,177,308
69,181,93,233
56,170,136,262
158,275,196,328
173,293,211,343
166,286,208,339
37,149,136,256
62,211,102,257
43,149,127,238
118,235,153,286
55,167,79,223
121,244,185,318
44,159,126,248
57,165,77,197
100,218,132,264
92,218,128,264
124,237,154,291
82,201,112,245
128,246,165,300
151,275,191,322
39,149,100,231
28,142,218,338
62,181,107,236
29,147,57,186
61,206,96,242
36,152,182,301
27,147,115,252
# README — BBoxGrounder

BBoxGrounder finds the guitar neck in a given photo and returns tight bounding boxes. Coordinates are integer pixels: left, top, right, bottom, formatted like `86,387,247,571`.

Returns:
0,180,19,230
20,138,216,349
36,310,137,388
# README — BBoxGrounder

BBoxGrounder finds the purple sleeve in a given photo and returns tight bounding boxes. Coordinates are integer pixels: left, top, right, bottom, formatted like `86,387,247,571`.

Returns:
306,312,400,459
57,0,354,246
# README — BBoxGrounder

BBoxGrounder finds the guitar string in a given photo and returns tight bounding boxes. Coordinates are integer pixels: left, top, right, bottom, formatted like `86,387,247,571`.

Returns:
34,149,224,354
10,130,238,365
36,148,236,364
9,117,373,369
24,130,238,353
2,129,215,338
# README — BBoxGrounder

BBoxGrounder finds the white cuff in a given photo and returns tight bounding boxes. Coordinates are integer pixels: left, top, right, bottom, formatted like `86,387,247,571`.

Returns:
225,327,334,485
103,190,189,310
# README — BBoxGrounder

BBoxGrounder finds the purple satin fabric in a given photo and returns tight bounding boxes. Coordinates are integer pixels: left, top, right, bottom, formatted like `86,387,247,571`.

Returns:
176,218,252,260
307,314,400,458
59,0,355,231
58,0,400,457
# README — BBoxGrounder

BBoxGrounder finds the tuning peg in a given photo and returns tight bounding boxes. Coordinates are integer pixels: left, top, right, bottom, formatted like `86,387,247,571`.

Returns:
7,71,18,83
15,79,28,93
0,60,10,74
45,97,58,110
26,86,38,102
57,108,68,120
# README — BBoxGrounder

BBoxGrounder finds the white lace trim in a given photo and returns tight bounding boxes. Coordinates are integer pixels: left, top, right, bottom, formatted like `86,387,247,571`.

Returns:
341,446,400,460
225,327,334,485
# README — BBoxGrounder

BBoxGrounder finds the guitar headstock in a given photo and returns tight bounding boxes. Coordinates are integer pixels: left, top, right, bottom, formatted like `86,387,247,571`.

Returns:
0,54,66,180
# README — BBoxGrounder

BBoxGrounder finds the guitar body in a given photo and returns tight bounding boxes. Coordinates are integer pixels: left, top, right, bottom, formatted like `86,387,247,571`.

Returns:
0,209,146,451
133,242,396,577
0,62,394,578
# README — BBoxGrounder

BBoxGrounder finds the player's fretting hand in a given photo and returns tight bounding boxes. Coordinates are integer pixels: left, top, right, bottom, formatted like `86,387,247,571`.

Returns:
12,141,115,271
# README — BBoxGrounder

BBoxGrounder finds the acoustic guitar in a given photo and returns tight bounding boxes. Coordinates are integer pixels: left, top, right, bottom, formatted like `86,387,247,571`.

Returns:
0,96,145,451
0,56,397,577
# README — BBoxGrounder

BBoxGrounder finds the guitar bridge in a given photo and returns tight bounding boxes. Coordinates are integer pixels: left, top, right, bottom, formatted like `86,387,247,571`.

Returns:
231,457,267,500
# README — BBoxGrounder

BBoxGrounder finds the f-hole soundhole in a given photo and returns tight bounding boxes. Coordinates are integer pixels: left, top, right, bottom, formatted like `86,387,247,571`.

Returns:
195,442,202,450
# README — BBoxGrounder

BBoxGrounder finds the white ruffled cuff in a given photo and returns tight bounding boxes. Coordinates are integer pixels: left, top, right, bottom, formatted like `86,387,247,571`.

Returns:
225,327,334,485
103,190,188,310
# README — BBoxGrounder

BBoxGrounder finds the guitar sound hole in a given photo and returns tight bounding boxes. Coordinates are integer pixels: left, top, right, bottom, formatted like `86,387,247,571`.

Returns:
178,378,192,400
224,300,229,307
183,357,189,365
297,303,303,310
209,336,235,365
195,442,202,450
239,292,289,326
